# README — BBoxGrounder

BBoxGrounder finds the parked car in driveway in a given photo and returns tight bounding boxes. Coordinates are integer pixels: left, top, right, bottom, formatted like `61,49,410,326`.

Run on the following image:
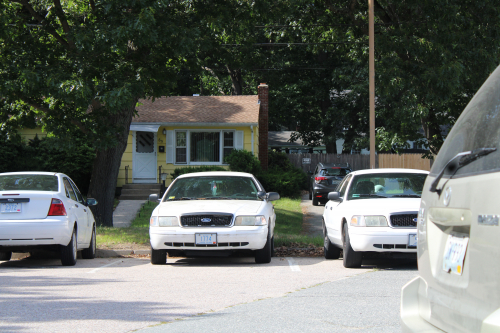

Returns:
400,65,500,332
322,168,428,268
149,171,279,264
309,162,352,206
0,172,98,266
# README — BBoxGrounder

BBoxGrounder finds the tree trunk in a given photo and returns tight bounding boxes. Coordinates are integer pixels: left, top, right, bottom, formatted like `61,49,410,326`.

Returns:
227,66,243,95
87,102,137,227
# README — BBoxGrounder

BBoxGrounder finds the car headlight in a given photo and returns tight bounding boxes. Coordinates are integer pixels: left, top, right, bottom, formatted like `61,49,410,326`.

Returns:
158,216,179,227
350,215,388,227
234,216,267,226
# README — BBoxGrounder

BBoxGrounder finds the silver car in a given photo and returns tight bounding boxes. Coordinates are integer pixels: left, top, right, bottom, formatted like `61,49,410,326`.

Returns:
400,64,500,332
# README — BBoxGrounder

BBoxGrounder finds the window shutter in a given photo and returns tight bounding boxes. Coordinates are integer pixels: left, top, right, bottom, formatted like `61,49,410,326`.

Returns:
235,131,244,150
166,130,174,163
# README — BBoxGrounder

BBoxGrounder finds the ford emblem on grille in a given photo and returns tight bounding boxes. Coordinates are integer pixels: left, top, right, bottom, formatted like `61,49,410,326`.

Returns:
201,218,212,223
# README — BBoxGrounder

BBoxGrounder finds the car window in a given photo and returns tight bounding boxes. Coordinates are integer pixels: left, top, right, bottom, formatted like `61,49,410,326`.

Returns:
347,173,427,200
165,176,260,201
69,179,85,204
63,178,77,201
338,174,352,197
431,65,500,177
319,168,348,177
0,175,58,191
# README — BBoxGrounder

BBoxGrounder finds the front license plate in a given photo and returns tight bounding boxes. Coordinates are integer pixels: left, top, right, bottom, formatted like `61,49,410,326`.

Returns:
0,203,22,213
443,233,469,275
195,233,217,245
408,234,418,247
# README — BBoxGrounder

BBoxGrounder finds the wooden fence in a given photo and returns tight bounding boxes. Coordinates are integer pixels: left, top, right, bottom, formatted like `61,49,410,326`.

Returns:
286,153,431,172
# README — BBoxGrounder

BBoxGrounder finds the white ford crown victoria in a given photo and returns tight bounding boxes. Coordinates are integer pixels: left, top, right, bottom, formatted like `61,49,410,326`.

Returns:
149,171,279,264
322,168,429,268
0,172,98,266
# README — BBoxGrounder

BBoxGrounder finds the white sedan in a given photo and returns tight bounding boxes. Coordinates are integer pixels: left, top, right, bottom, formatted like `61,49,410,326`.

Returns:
322,168,429,268
149,171,279,264
0,172,98,266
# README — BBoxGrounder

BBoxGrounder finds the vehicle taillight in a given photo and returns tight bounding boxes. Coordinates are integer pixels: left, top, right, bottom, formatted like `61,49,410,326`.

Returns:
48,198,67,216
315,177,328,184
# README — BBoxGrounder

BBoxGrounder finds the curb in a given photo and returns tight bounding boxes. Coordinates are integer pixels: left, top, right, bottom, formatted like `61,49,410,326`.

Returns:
96,249,150,257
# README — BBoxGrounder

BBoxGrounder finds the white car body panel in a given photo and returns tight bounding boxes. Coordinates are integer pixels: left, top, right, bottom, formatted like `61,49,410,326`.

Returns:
0,172,95,250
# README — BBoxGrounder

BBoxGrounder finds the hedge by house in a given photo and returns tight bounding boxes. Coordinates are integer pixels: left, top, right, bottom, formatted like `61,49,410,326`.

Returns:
0,134,95,194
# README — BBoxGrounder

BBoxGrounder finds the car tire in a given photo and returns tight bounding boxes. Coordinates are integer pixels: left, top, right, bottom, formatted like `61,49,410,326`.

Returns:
0,251,12,261
81,225,96,259
61,228,77,266
151,247,167,265
342,223,362,268
309,189,312,200
271,236,275,257
255,229,272,264
324,224,341,260
312,194,319,206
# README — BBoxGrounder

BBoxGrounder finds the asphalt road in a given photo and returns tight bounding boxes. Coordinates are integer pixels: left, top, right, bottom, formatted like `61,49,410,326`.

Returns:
0,255,416,333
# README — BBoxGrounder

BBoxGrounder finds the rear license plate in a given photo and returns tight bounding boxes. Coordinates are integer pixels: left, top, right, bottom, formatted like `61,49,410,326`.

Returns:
408,234,417,247
0,203,22,213
195,233,217,245
443,233,469,275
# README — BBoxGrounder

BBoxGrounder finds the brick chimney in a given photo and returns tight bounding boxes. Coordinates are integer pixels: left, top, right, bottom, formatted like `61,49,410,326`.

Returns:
258,83,269,171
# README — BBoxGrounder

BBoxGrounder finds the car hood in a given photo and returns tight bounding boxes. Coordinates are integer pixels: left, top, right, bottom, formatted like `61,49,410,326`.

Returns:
340,197,421,215
156,200,265,216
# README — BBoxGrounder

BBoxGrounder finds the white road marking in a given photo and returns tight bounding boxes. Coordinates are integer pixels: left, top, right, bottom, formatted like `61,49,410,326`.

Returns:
87,260,123,274
286,257,301,272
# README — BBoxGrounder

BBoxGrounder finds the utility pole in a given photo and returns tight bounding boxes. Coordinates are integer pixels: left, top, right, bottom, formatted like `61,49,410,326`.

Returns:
369,0,376,169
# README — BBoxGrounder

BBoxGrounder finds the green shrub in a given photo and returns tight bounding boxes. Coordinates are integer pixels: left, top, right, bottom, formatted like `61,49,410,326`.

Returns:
224,149,262,174
171,165,227,179
268,150,294,171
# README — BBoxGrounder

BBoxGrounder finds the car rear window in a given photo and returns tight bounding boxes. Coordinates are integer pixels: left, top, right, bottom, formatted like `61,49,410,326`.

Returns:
319,168,350,177
165,176,260,201
0,175,58,191
431,65,500,177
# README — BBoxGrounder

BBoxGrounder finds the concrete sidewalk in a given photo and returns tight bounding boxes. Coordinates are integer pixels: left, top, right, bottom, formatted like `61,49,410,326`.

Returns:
112,199,147,228
300,193,324,237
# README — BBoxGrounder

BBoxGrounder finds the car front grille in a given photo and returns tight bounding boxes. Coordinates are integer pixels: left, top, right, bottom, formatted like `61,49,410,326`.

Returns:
180,214,233,227
390,214,417,227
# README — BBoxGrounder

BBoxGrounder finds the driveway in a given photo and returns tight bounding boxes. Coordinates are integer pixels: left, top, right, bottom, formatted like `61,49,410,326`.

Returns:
301,193,325,237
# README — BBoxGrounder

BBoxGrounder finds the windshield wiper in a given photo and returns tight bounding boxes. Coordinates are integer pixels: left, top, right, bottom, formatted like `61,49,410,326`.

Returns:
391,194,420,198
167,197,195,201
355,194,387,198
430,147,497,196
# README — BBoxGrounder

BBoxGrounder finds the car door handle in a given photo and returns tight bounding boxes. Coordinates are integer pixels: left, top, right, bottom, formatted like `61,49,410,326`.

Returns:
330,207,332,210
75,204,79,208
84,209,87,212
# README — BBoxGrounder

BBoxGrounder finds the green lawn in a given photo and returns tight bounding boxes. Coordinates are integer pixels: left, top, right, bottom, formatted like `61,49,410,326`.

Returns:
97,198,322,248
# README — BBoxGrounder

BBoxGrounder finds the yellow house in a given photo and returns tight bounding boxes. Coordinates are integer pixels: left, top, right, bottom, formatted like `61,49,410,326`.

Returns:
117,83,270,189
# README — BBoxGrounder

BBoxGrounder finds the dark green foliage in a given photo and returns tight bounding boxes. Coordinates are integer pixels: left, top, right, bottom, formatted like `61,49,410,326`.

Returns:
224,149,262,175
0,134,95,194
171,166,227,180
224,149,307,198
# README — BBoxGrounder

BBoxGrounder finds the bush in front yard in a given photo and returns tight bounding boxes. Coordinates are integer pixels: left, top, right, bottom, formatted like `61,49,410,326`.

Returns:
224,149,262,175
171,166,227,179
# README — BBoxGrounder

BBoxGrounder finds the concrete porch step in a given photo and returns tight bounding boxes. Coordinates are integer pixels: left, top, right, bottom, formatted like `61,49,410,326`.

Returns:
119,183,161,201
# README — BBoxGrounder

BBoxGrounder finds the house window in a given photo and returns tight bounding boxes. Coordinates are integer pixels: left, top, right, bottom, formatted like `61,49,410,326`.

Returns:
176,131,187,163
171,130,239,165
190,132,220,162
223,131,235,161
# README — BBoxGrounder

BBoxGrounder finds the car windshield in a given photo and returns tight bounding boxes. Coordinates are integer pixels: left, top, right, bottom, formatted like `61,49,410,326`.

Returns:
319,168,350,177
347,173,427,200
164,176,260,201
0,175,58,191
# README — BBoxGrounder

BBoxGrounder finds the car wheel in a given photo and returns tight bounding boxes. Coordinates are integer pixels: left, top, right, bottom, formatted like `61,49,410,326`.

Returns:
81,225,96,259
342,222,362,268
151,246,167,265
324,224,341,260
271,236,275,257
0,251,12,261
312,196,319,206
61,228,77,266
309,189,312,200
255,229,272,264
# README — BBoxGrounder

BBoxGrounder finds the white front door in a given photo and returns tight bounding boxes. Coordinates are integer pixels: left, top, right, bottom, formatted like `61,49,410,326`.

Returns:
133,131,157,183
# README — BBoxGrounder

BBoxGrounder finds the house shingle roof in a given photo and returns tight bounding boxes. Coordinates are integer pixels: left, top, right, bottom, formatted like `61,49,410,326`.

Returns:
134,96,260,124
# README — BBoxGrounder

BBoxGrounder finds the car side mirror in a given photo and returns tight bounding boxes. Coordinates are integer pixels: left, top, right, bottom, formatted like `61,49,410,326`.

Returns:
267,192,280,201
149,194,160,202
257,191,267,200
327,191,342,202
86,198,98,206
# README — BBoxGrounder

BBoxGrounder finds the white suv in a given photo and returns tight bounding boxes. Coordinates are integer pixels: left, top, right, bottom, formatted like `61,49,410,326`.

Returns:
400,65,500,332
